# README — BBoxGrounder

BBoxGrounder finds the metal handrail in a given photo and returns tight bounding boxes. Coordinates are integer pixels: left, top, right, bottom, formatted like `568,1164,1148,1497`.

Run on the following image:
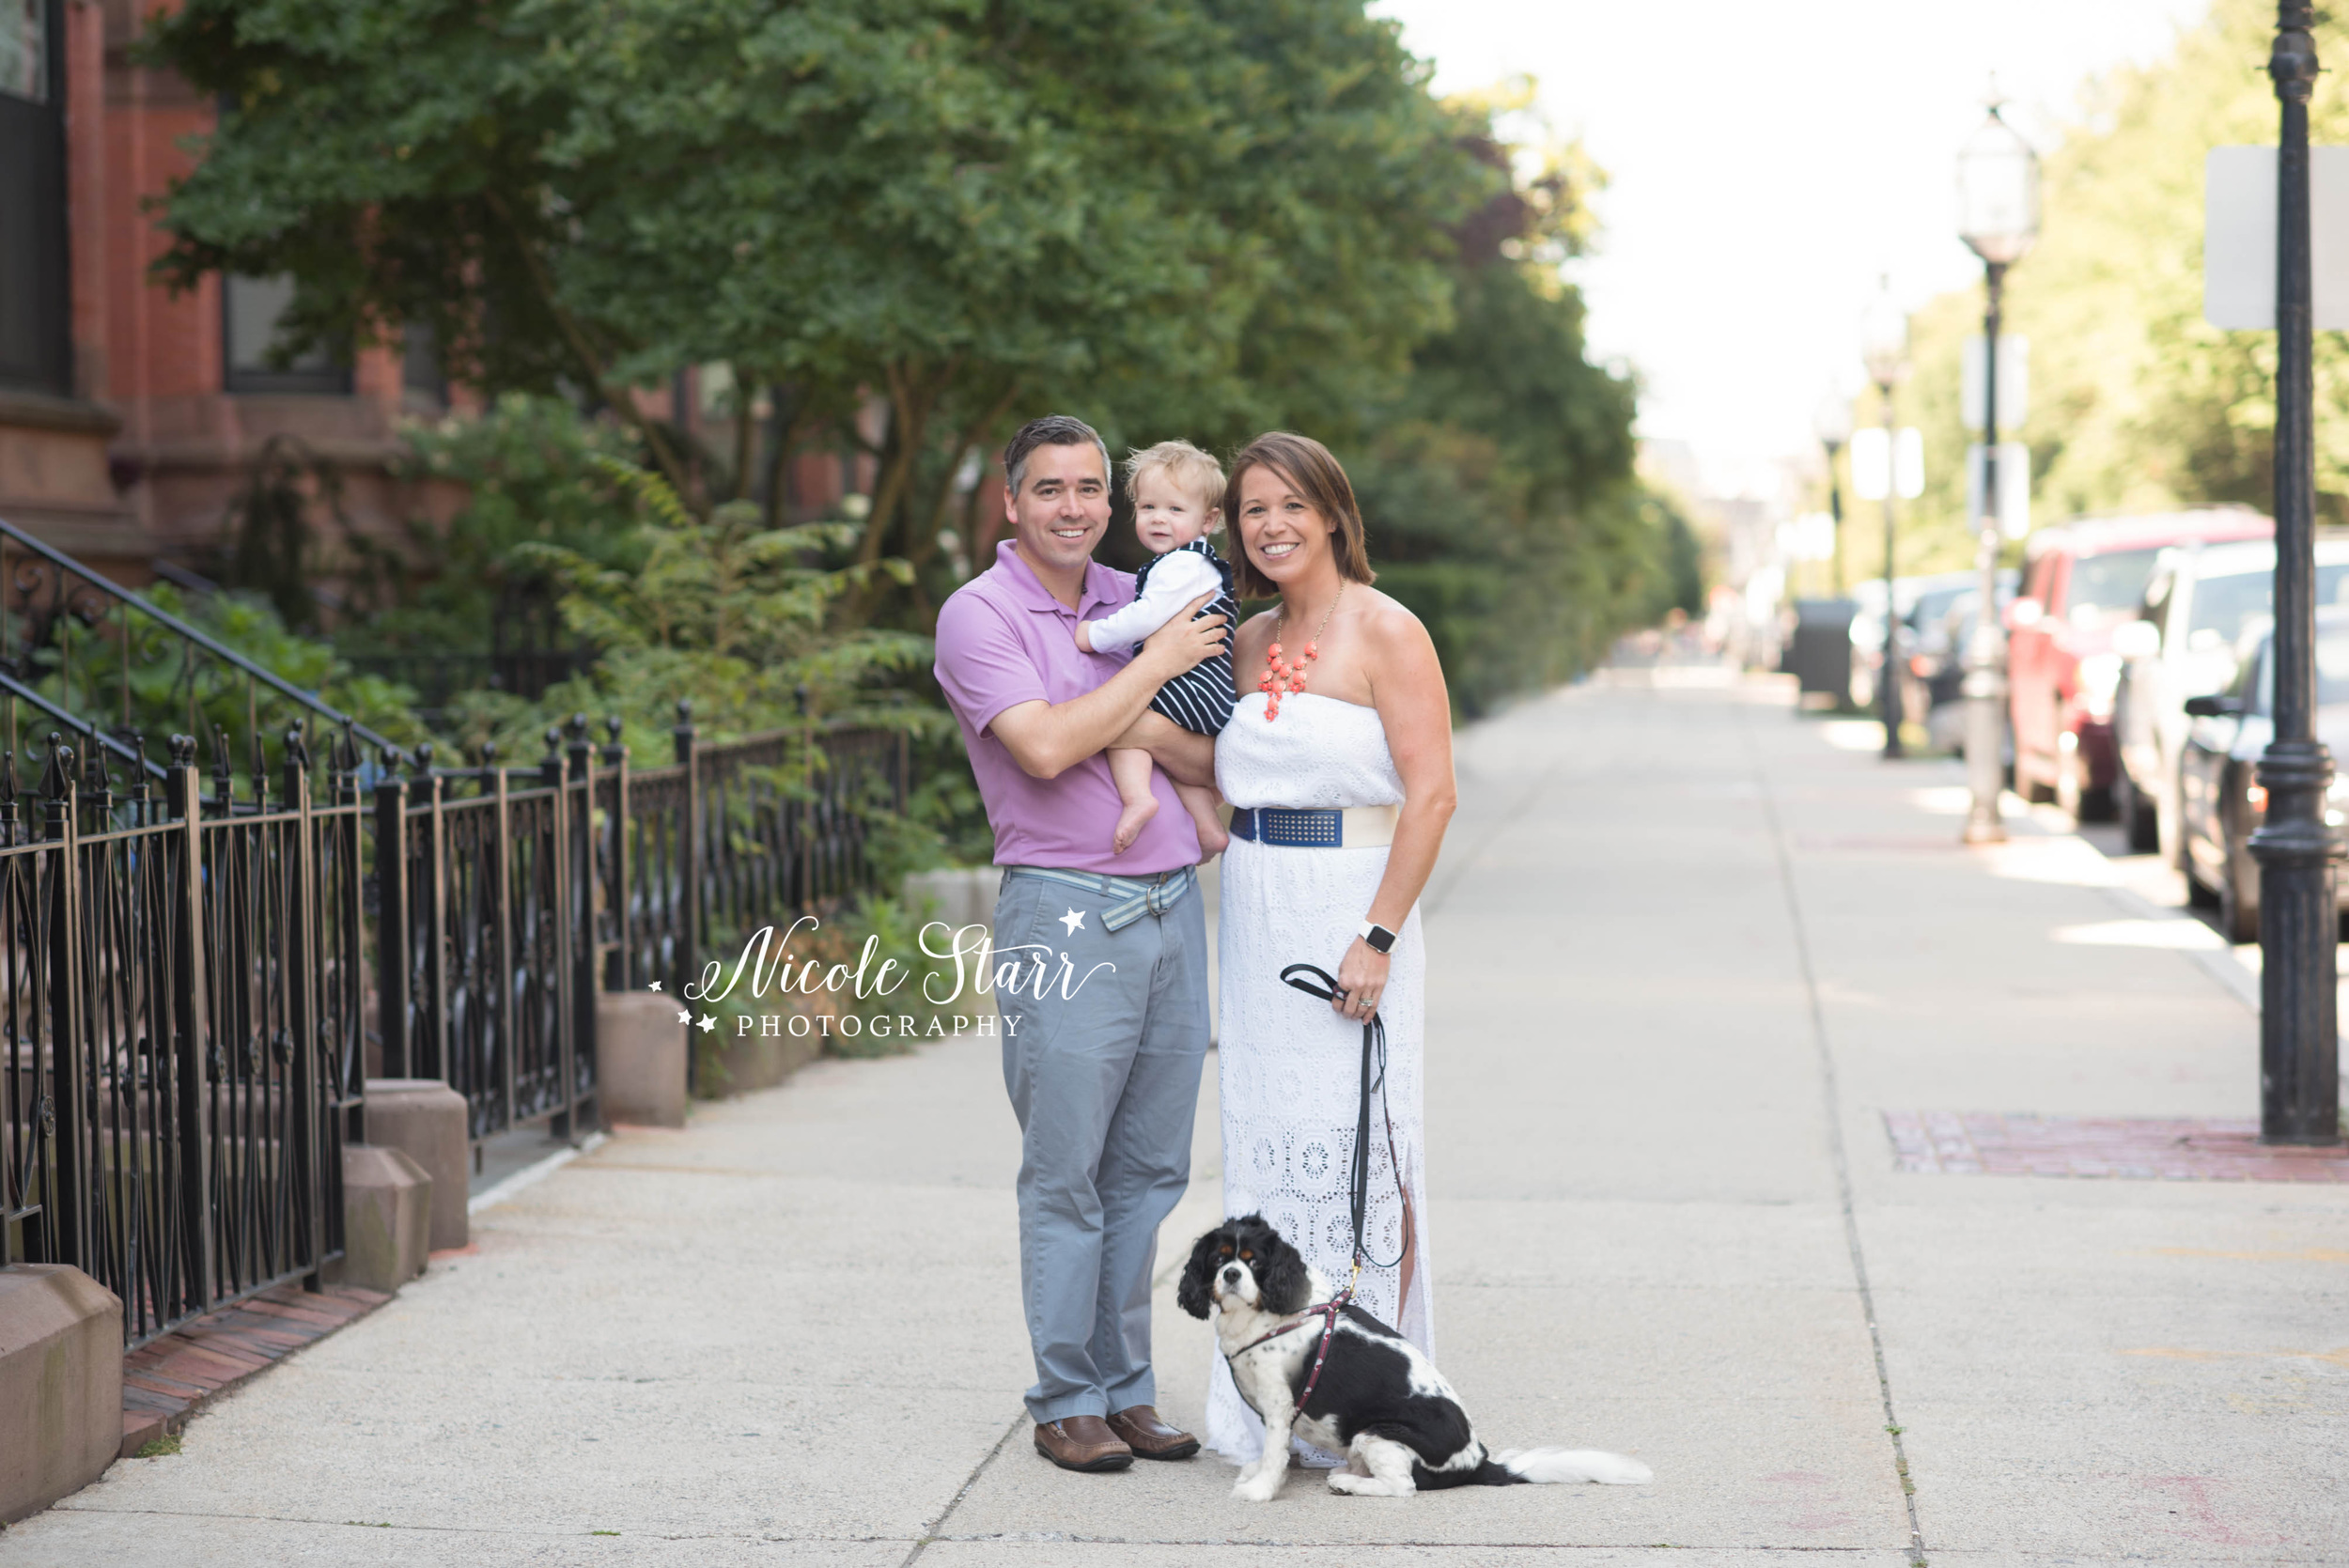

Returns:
0,663,165,777
0,516,419,768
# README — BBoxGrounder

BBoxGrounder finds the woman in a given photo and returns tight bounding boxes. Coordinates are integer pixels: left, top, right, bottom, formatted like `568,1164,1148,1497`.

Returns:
1205,431,1456,1468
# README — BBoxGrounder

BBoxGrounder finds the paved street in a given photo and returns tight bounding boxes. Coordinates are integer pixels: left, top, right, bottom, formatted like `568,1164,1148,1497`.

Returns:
8,674,2344,1566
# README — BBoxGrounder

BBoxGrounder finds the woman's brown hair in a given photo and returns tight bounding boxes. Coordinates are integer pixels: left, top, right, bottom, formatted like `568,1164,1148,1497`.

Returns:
1223,431,1376,601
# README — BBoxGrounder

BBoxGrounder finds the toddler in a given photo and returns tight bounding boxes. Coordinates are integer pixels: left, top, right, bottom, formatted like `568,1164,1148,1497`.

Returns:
1077,440,1237,856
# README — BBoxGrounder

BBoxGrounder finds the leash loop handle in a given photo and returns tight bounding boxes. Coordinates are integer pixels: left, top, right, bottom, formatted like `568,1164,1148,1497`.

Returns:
1278,962,1404,1275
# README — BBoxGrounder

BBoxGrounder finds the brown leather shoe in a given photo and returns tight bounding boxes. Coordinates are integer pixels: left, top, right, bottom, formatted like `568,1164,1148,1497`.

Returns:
1033,1414,1134,1472
1104,1405,1200,1461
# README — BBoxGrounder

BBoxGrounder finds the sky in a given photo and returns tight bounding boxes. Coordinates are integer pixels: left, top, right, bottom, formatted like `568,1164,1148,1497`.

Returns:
1372,0,2217,486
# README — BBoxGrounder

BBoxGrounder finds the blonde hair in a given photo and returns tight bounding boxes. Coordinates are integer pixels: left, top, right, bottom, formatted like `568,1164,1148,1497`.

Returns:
1124,440,1226,532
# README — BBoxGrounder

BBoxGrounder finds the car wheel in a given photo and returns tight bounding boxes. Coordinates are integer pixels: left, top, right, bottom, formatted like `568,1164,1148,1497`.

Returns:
2118,771,2159,852
2218,860,2260,945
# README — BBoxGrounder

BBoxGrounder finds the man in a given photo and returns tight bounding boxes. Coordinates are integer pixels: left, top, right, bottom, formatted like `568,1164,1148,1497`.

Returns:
933,414,1227,1472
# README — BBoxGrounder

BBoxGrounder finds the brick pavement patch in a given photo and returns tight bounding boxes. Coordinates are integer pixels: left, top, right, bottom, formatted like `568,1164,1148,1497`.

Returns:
1885,1110,2349,1182
118,1282,390,1457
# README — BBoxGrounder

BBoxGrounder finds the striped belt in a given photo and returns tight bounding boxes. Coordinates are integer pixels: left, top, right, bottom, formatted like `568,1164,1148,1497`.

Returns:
1001,864,1198,933
1227,804,1399,848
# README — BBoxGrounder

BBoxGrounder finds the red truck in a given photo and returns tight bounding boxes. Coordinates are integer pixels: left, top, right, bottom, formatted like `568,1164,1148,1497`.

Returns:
2008,508,2272,820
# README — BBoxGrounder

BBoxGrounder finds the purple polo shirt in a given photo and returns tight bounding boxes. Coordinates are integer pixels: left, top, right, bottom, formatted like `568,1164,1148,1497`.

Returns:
934,541,1202,874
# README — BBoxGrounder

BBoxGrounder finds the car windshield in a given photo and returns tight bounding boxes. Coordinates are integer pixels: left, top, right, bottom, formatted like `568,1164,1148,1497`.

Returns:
2065,548,2165,620
2252,625,2349,713
2187,563,2349,651
1910,585,1968,628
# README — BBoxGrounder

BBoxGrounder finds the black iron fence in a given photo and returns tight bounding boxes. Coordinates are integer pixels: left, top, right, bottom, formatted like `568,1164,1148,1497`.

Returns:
0,706,908,1346
0,512,912,1347
0,733,366,1344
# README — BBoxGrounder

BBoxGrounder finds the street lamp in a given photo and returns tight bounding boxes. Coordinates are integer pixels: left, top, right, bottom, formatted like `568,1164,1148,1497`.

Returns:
1860,278,1911,758
2253,3,2341,1145
1813,392,1853,596
1955,92,2041,846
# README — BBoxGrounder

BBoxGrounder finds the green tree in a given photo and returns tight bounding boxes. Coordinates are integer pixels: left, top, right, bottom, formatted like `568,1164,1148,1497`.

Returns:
1348,101,1677,712
1885,0,2349,567
144,0,1483,614
442,460,929,758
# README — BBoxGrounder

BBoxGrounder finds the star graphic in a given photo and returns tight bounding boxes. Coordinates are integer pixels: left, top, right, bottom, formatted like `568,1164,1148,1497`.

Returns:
649,980,662,992
696,1014,717,1032
1059,908,1086,937
677,1009,693,1024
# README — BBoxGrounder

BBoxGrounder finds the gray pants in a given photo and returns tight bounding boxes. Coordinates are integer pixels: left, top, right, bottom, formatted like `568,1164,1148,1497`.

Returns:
994,869,1209,1424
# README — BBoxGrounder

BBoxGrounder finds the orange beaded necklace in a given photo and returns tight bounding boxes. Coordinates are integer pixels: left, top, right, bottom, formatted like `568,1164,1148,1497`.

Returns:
1256,582,1346,721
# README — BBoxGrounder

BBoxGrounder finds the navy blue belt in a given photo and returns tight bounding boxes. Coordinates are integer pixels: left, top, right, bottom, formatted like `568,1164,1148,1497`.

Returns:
1227,805,1398,848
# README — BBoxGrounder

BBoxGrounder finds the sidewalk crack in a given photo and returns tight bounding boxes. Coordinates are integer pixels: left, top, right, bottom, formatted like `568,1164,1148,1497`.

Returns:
898,1410,1025,1568
1743,706,1929,1568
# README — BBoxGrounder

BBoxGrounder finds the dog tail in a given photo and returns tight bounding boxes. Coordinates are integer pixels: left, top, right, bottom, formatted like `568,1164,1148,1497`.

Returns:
1487,1447,1653,1486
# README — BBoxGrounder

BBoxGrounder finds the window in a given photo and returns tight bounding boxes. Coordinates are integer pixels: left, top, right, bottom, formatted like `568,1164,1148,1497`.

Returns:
222,274,351,395
401,320,447,406
0,0,69,396
0,0,47,98
2062,547,2164,628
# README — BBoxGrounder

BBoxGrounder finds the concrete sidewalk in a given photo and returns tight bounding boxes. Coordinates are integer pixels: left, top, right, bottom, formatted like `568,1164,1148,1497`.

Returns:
8,675,2343,1565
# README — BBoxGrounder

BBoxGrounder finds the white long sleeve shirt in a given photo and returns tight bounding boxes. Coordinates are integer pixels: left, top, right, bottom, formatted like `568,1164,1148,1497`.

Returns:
1080,547,1227,650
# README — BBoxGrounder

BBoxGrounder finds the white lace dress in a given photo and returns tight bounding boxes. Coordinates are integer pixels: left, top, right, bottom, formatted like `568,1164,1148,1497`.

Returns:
1206,691,1431,1467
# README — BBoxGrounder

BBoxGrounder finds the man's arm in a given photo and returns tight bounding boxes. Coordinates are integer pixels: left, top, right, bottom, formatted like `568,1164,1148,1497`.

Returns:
989,595,1224,779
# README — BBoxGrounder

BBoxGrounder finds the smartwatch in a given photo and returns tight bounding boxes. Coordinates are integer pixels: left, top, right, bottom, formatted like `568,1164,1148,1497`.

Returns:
1357,920,1397,954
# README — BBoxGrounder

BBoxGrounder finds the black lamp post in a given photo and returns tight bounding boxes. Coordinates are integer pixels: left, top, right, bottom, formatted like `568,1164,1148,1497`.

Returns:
1861,281,1911,759
1955,95,2041,846
1814,393,1854,597
2252,3,2341,1146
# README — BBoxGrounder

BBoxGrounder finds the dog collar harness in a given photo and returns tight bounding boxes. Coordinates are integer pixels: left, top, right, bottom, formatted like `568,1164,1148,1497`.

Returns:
1235,1294,1352,1417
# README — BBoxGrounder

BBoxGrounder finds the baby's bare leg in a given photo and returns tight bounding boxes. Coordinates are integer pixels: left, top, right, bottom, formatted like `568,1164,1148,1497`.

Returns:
1174,780,1228,856
1108,747,1159,855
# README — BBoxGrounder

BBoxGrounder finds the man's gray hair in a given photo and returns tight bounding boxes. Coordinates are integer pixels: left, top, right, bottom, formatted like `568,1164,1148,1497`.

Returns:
1003,413,1112,497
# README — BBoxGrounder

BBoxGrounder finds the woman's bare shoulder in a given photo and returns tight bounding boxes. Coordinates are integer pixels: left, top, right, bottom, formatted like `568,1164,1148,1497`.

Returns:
1233,603,1284,650
1352,587,1437,658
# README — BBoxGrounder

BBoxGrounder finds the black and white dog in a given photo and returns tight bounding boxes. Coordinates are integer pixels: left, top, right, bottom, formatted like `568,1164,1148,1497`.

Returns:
1178,1215,1652,1502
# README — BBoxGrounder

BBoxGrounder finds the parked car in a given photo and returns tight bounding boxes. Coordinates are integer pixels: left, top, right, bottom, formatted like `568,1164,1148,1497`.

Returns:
2112,536,2349,855
1848,574,1968,720
1907,570,2019,753
2009,508,2273,820
2175,606,2349,941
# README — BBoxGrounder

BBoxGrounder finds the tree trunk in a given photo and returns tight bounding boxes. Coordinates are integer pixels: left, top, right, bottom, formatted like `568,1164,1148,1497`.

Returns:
856,364,941,566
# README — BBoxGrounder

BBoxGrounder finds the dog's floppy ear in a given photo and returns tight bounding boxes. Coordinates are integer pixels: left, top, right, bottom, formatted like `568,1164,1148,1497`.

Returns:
1253,1226,1313,1316
1175,1227,1222,1320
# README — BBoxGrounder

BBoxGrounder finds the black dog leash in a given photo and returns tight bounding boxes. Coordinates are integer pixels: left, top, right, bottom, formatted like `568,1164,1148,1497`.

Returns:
1247,963,1408,1416
1280,963,1408,1275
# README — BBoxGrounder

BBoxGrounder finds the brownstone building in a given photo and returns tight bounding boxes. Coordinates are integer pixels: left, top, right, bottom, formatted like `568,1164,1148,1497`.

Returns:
2,0,925,608
1,0,451,585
